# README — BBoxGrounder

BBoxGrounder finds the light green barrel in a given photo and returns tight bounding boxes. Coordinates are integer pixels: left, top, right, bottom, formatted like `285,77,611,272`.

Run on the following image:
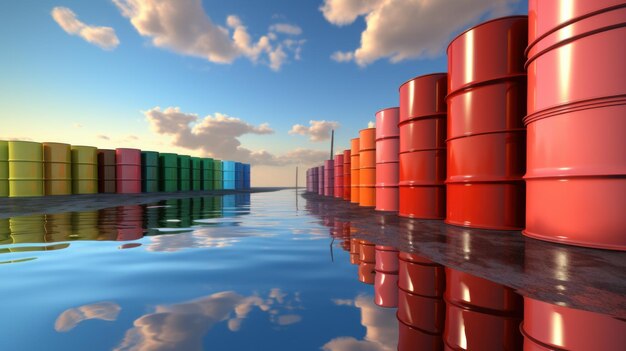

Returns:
201,158,214,190
213,159,223,190
159,153,178,192
43,142,72,195
191,157,202,191
178,155,191,191
8,141,44,197
71,146,98,194
0,141,8,197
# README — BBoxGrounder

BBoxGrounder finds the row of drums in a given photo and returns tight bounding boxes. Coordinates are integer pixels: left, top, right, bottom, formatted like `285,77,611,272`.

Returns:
306,2,625,251
0,141,251,196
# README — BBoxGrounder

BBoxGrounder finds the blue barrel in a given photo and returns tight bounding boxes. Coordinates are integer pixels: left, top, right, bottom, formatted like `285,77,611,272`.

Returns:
235,162,244,189
243,164,251,189
223,161,236,190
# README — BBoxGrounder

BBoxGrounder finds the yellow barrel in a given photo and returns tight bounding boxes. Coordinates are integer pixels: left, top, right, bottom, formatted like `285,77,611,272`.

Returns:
8,141,43,197
43,142,72,195
10,214,45,244
0,141,8,197
71,146,98,194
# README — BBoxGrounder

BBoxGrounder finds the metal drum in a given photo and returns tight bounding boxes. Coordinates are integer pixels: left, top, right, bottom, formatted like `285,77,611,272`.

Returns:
446,16,528,230
71,145,97,195
375,107,399,212
222,161,236,190
158,153,178,192
524,0,626,250
359,128,376,207
399,73,448,219
178,155,191,191
8,141,43,197
42,142,71,195
141,151,159,193
201,157,214,191
334,154,344,198
243,163,250,190
0,141,7,197
98,149,116,193
191,157,202,191
116,148,141,194
235,162,244,190
213,159,223,190
318,165,324,195
324,160,334,197
342,150,351,200
350,138,360,203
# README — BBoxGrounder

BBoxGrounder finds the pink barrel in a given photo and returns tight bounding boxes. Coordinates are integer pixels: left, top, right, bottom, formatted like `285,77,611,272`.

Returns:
375,107,399,212
324,160,334,197
399,73,448,219
446,16,528,230
342,150,351,200
334,154,344,198
318,165,324,195
115,148,141,194
374,245,398,308
523,0,626,250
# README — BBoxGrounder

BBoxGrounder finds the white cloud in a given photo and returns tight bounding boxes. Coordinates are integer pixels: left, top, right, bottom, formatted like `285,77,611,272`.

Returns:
269,23,303,36
51,7,120,50
321,0,521,66
113,0,304,70
289,120,339,142
144,106,327,166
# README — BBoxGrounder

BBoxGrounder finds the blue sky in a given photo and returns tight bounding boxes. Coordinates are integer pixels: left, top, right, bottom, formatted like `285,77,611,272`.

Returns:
0,0,527,186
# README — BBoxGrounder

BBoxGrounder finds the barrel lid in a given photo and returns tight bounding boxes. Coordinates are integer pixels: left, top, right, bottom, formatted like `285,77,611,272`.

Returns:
398,72,447,90
446,15,528,54
374,106,400,115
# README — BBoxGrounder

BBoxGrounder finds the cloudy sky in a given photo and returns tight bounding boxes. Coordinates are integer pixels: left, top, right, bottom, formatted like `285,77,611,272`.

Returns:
0,0,527,186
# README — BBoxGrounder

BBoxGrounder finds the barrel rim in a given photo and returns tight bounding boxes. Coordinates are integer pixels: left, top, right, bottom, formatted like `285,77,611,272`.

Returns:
446,15,528,54
42,142,70,147
398,72,448,91
374,106,400,115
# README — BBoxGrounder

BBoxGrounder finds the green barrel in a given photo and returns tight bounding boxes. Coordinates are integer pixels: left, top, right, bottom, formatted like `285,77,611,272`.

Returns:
213,159,223,190
8,141,44,197
178,155,191,191
177,198,192,227
159,153,178,192
191,157,202,191
141,151,159,193
201,158,214,190
43,142,72,195
71,146,97,194
0,141,8,197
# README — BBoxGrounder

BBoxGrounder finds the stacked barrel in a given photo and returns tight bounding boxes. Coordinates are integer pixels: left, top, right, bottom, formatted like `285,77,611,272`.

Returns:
0,141,7,197
318,165,324,195
178,155,191,191
159,153,178,192
223,161,236,190
243,164,250,189
350,138,360,203
141,151,159,193
374,245,398,308
98,149,116,193
213,159,223,190
333,154,343,198
191,157,202,191
43,142,71,195
342,150,351,200
375,108,399,212
201,157,214,191
446,16,528,230
359,128,376,207
523,0,626,250
71,146,97,195
324,160,334,196
116,148,141,194
399,74,448,219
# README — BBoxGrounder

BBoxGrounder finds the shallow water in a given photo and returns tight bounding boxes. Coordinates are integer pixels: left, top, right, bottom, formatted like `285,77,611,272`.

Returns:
0,189,624,350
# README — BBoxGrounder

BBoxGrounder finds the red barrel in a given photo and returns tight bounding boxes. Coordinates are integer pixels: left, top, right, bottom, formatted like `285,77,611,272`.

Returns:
399,73,448,219
359,128,376,207
375,108,399,212
444,268,523,351
446,16,528,230
318,165,324,195
350,138,360,203
115,148,141,194
343,150,351,200
522,296,626,350
324,160,334,197
523,1,626,250
333,154,344,198
374,245,398,308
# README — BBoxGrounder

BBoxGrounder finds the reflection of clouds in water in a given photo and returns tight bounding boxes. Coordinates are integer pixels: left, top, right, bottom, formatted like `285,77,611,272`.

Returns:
323,295,396,351
146,225,269,252
55,302,121,332
114,289,302,351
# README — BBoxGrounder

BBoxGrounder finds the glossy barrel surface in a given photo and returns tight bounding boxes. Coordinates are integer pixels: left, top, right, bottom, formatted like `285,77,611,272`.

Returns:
334,154,344,198
375,108,399,212
324,160,334,197
359,128,376,207
342,150,351,200
178,155,191,191
116,148,141,194
71,146,97,195
9,141,44,197
159,153,178,192
0,141,8,197
141,151,159,193
97,149,116,193
43,142,71,195
350,138,360,203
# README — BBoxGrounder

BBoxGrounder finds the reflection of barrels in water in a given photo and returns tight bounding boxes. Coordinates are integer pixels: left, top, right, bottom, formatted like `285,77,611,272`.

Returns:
44,212,72,242
71,211,100,240
374,245,398,308
98,149,116,193
117,205,144,241
43,142,72,195
0,218,11,245
9,141,44,197
178,155,191,191
71,146,97,195
9,215,45,243
141,151,159,193
159,153,178,192
0,140,8,197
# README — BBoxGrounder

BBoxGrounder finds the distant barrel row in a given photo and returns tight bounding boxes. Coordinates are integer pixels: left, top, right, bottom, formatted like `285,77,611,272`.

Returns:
0,141,251,197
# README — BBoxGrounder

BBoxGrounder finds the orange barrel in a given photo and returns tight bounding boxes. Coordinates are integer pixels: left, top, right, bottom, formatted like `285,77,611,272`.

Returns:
116,205,144,241
399,73,447,219
318,165,324,195
71,146,97,194
523,1,626,250
375,107,399,212
446,16,528,230
97,149,116,193
0,141,7,197
374,245,398,308
359,128,376,207
324,160,334,197
350,138,360,203
342,150,351,200
333,154,344,198
115,148,141,194
8,141,44,197
42,143,71,195
522,296,626,350
444,268,523,351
